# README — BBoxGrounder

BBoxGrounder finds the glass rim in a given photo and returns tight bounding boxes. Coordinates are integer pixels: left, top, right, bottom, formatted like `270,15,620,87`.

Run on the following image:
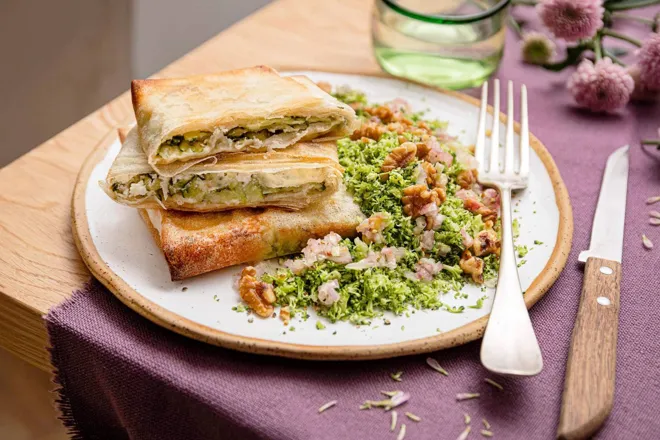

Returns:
380,0,511,24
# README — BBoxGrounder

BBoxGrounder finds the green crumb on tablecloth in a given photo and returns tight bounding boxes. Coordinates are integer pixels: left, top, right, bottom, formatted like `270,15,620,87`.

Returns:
289,326,296,332
436,328,442,333
468,295,488,309
316,321,326,330
232,304,248,313
390,371,403,382
512,219,520,238
333,331,337,335
401,325,405,331
212,294,218,301
517,260,527,268
534,240,544,245
533,210,537,214
516,245,529,258
445,305,465,314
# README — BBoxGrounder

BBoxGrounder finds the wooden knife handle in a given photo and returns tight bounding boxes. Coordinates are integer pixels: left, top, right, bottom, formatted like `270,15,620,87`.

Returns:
557,257,621,440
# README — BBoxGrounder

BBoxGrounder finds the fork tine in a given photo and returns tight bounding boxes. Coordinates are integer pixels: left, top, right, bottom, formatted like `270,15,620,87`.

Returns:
489,79,500,174
519,84,530,177
504,81,515,173
475,82,488,174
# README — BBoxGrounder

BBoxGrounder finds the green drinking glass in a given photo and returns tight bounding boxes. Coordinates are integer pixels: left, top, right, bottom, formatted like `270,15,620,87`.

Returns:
372,0,511,90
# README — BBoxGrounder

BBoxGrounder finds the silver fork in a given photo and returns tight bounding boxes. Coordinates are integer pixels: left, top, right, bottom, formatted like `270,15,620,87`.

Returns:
475,80,543,376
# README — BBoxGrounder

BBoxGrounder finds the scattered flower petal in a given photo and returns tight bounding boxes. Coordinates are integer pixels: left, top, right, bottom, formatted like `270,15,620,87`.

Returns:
650,218,660,226
456,393,480,401
483,419,491,430
642,234,654,250
405,412,421,422
484,378,503,391
318,400,337,413
381,390,401,397
397,423,407,440
568,58,634,113
426,357,449,376
647,196,660,205
391,411,398,432
391,371,403,382
362,391,410,411
464,413,471,425
389,391,411,409
456,426,472,440
650,211,660,219
481,430,494,438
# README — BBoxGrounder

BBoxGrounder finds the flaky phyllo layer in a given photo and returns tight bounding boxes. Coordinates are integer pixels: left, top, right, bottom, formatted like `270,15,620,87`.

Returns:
131,66,359,176
157,116,343,161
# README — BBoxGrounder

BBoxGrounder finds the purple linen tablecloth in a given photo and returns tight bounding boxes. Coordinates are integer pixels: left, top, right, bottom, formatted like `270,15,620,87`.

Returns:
47,13,660,440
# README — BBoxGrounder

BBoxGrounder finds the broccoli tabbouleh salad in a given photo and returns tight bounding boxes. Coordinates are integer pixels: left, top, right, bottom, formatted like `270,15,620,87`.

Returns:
237,84,502,325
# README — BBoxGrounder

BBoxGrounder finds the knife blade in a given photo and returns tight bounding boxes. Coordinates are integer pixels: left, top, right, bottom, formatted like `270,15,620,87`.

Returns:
578,145,629,263
557,145,628,440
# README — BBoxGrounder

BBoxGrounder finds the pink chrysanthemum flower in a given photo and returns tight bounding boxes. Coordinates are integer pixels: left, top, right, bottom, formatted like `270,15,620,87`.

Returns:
521,32,557,65
627,64,660,102
638,33,660,91
567,58,634,112
537,0,604,43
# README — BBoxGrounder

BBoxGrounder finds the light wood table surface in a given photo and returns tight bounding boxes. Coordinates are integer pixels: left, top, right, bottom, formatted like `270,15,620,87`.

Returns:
0,0,378,372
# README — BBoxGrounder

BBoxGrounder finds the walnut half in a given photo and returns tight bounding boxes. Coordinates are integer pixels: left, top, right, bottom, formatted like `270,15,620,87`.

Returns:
402,184,444,217
239,267,276,317
473,229,501,257
459,250,484,284
381,142,417,172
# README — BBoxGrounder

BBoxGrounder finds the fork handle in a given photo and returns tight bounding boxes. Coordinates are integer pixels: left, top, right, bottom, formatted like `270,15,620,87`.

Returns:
480,186,543,376
557,257,621,440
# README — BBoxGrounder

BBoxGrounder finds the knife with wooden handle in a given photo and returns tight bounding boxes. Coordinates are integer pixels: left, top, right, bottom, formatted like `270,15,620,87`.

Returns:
557,146,628,440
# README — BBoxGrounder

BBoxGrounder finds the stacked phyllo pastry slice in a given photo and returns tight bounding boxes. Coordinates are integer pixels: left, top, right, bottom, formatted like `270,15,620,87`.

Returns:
102,66,364,280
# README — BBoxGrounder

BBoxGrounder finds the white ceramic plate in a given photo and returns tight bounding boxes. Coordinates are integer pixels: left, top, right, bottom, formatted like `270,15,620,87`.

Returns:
73,72,572,360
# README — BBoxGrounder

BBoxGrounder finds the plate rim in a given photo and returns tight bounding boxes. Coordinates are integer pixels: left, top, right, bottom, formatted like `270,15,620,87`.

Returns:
71,71,574,361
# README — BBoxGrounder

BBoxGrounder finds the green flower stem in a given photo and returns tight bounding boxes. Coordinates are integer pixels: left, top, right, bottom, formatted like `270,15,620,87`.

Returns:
511,0,537,5
601,28,642,47
508,16,524,38
641,139,660,145
612,12,655,25
603,49,626,66
593,35,603,61
607,0,660,12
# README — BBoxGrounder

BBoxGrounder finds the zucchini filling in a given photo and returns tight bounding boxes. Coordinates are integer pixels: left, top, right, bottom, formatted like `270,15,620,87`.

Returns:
157,116,342,160
111,171,327,206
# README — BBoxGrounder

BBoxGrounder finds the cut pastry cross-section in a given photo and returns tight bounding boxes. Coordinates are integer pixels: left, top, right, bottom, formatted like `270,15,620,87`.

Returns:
131,65,359,176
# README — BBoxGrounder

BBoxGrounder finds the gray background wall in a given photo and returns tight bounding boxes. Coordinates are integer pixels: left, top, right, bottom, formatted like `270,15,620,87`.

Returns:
132,0,271,78
0,0,271,167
